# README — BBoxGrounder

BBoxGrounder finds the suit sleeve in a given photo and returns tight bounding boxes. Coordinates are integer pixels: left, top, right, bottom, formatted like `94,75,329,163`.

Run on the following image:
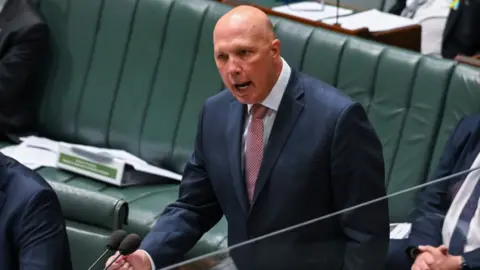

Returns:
408,118,467,248
15,188,72,270
140,104,224,269
330,102,389,270
463,248,480,268
0,23,49,103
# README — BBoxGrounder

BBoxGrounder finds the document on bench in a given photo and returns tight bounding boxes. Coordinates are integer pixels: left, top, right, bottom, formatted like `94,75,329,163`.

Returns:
0,144,45,170
272,1,353,21
322,9,416,32
0,136,182,182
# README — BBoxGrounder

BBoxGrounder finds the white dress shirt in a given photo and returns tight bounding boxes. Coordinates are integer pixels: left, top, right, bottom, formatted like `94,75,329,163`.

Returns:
143,57,291,270
442,152,480,253
242,58,291,160
405,0,451,54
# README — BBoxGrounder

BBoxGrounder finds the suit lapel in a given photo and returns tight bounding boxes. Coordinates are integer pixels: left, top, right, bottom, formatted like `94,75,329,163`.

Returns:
0,0,25,23
0,163,5,214
443,2,462,40
0,0,21,55
226,100,249,215
251,73,304,208
0,191,5,214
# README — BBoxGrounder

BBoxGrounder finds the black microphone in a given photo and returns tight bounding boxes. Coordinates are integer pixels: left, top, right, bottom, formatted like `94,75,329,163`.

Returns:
103,234,142,270
87,230,128,270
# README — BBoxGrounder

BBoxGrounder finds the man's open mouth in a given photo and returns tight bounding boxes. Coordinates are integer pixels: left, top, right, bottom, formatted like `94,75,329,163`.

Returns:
234,81,252,90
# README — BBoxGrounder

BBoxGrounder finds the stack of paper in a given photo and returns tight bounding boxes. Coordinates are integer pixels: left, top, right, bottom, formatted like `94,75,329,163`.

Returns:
322,9,417,32
0,136,182,181
272,1,353,21
0,144,48,170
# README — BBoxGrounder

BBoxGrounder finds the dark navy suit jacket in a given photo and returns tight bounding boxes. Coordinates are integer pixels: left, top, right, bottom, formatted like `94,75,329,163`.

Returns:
408,115,480,268
0,153,72,270
141,70,389,270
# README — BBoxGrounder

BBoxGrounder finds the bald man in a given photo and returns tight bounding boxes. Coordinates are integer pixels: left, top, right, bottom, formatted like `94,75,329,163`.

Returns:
106,6,389,270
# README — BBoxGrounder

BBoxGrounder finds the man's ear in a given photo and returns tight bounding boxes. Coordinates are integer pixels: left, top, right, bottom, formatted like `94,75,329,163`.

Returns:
271,39,281,57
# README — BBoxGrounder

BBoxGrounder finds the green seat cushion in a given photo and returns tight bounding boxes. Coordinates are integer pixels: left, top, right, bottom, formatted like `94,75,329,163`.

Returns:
37,167,227,258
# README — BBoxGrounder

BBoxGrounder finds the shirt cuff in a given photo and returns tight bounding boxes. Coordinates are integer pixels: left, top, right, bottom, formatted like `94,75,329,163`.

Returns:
140,249,156,270
405,246,420,260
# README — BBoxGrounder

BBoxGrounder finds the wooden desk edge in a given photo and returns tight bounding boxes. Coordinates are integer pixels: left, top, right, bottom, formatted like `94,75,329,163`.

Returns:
219,0,421,51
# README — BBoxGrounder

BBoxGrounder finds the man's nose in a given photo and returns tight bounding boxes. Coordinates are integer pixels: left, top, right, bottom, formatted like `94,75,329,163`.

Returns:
227,59,241,75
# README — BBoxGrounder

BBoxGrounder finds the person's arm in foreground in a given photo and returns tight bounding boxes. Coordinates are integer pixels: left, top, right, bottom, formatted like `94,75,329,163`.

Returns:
16,188,72,270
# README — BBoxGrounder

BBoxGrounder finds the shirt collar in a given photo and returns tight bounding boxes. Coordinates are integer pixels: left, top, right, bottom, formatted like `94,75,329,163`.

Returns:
248,57,291,114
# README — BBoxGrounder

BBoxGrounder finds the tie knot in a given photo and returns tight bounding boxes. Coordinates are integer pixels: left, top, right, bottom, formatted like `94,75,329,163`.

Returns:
251,104,268,119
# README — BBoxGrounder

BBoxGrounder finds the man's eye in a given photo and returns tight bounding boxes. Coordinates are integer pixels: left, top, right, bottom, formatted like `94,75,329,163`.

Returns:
217,54,227,61
239,50,249,56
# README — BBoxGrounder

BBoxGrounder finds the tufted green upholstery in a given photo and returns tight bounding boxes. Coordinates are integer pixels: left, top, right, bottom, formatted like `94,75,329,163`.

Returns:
1,0,477,267
268,17,480,221
47,181,129,270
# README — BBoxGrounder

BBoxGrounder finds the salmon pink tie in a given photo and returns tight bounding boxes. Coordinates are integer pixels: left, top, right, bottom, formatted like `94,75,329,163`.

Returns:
246,104,269,204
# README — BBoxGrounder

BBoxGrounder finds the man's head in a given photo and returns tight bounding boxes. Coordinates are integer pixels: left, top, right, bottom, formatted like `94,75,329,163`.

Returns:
213,6,282,104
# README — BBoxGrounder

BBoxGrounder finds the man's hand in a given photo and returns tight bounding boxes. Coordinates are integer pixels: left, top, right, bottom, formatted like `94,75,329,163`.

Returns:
105,250,153,270
411,245,463,270
412,249,436,270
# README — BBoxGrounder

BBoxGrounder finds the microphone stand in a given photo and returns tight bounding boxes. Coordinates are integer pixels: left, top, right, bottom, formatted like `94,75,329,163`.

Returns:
334,0,341,26
88,249,111,270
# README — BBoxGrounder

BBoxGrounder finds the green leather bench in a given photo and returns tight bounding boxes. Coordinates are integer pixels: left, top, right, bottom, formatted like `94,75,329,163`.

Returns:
48,181,129,270
2,0,478,268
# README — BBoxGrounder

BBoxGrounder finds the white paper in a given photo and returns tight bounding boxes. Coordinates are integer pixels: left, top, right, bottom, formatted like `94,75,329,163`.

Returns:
132,162,182,181
69,144,148,167
21,135,60,152
19,136,183,181
322,9,417,32
273,2,353,21
1,143,57,169
24,163,42,170
390,223,412,239
0,145,17,156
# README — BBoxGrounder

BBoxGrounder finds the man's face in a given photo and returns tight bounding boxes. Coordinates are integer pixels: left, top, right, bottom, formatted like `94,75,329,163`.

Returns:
214,23,280,104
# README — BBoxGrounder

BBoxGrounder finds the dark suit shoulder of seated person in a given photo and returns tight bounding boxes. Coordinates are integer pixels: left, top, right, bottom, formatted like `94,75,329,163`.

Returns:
442,0,480,59
0,0,50,136
387,115,480,270
388,0,407,15
106,5,389,270
0,153,73,270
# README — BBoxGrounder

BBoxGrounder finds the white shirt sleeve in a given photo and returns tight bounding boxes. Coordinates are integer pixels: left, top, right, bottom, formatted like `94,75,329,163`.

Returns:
140,249,156,270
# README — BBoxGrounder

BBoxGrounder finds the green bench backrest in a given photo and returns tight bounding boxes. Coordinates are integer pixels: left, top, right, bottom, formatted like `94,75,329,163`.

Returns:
38,0,227,174
271,16,480,221
37,0,480,222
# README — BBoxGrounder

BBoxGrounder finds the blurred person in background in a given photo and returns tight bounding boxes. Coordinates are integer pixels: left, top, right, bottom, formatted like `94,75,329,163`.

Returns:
387,115,480,270
0,0,49,140
390,0,480,59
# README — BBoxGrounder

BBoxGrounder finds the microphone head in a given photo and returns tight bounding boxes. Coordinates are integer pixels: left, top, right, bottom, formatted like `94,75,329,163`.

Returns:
106,230,128,250
118,234,141,255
